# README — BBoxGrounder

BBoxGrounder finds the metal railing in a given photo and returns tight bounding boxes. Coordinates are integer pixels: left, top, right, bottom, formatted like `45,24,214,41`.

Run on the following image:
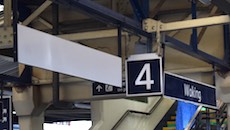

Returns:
185,106,203,130
111,96,164,130
186,103,228,130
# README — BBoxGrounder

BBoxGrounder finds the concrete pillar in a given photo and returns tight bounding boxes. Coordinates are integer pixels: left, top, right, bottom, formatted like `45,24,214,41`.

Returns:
90,101,104,130
12,86,50,130
18,113,44,130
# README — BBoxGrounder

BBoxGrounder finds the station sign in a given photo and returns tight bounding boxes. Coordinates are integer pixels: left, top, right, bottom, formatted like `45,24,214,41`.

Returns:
126,53,162,97
0,96,12,130
18,25,122,87
164,72,217,109
92,82,125,96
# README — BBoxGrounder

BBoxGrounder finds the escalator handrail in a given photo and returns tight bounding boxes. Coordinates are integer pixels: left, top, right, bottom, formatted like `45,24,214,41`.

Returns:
219,104,228,127
185,106,203,130
219,103,227,117
111,96,164,130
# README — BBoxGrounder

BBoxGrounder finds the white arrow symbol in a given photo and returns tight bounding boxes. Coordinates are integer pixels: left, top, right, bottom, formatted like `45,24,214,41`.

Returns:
96,85,103,92
3,109,7,114
2,117,7,123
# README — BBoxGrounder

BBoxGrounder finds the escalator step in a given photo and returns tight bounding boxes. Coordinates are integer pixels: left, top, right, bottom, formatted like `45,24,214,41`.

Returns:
167,121,176,127
162,127,176,130
170,116,176,120
167,121,176,124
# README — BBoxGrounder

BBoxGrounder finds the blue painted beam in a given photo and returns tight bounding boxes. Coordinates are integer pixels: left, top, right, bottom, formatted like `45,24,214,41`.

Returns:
0,65,32,86
164,35,230,70
129,0,148,22
142,0,149,18
53,0,151,37
191,0,198,51
129,0,153,52
129,0,146,22
212,0,230,14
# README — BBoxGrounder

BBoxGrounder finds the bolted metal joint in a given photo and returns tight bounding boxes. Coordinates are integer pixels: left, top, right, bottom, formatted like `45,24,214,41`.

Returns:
0,27,14,49
142,18,158,33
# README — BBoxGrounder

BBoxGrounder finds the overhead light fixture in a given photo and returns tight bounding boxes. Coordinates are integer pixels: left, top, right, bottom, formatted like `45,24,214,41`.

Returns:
199,0,211,5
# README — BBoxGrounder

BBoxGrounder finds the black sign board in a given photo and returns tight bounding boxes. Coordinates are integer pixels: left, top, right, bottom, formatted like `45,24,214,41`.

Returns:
0,96,12,130
126,54,162,97
164,72,217,108
92,82,125,96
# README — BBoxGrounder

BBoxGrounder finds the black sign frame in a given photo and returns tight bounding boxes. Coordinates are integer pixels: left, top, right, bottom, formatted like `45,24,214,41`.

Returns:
126,53,163,97
92,82,126,97
164,72,217,109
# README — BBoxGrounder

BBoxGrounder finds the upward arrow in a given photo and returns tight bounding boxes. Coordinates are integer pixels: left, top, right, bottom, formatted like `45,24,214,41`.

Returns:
96,85,103,92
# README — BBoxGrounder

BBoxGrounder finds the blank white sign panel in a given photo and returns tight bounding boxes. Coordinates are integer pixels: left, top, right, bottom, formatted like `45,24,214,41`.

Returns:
18,24,122,87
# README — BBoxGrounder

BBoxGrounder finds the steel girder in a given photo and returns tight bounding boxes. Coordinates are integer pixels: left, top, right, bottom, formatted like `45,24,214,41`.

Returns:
53,0,151,37
224,24,230,64
129,0,149,22
164,35,230,70
212,0,230,14
53,0,230,70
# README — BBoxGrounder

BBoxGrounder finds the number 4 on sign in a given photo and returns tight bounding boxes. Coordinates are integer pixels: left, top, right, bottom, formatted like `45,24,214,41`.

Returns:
135,63,154,90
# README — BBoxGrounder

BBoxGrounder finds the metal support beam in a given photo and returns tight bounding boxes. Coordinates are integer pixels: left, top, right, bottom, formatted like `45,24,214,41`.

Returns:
142,0,153,53
0,0,13,49
190,0,198,51
168,14,195,37
142,0,149,18
111,0,117,11
149,0,166,18
0,66,32,86
37,18,53,29
52,3,59,35
144,15,230,33
53,0,150,37
52,3,60,106
224,24,230,64
118,27,122,57
164,35,230,70
53,72,59,105
129,0,146,22
58,29,128,41
147,35,153,53
22,0,52,26
197,6,218,43
13,0,18,62
4,0,12,27
212,0,230,14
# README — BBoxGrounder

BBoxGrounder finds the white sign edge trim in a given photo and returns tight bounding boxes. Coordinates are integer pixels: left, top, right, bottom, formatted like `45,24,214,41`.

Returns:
127,53,160,62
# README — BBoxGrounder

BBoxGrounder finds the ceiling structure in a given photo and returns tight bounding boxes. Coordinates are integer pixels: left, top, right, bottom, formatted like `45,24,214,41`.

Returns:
11,0,214,32
0,0,229,124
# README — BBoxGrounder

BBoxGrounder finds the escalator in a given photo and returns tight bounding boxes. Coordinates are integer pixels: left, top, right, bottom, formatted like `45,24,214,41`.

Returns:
102,98,227,130
189,104,227,130
155,102,177,130
90,97,176,130
156,102,227,130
